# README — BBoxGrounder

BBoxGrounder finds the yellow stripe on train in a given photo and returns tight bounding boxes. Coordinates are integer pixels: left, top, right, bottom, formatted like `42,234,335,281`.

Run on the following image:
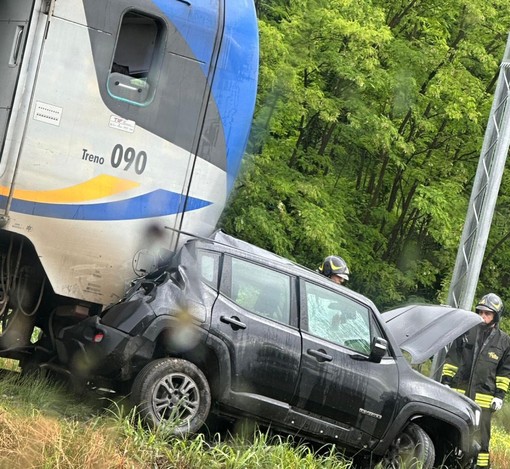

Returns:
0,175,140,203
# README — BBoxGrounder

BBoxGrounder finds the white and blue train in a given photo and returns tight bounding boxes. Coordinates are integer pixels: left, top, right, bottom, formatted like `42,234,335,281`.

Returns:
0,0,258,355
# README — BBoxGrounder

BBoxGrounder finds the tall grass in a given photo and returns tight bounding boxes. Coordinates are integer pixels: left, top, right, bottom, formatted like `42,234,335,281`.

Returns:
0,359,509,468
491,426,510,469
492,399,510,469
0,363,126,468
0,364,352,469
105,403,353,469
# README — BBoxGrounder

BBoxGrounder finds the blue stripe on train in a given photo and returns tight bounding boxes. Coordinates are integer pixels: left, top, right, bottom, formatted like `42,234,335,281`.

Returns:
153,0,258,192
6,190,211,221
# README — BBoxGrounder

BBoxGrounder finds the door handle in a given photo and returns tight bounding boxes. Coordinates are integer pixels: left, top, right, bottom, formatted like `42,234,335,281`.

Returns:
307,348,333,362
220,315,247,330
9,26,24,67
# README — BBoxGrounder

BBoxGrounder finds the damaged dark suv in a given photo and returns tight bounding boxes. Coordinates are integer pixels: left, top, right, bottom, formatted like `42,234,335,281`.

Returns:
52,232,481,468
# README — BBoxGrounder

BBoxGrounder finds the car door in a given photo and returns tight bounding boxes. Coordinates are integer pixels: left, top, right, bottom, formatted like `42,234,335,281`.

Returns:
209,254,301,413
293,279,399,447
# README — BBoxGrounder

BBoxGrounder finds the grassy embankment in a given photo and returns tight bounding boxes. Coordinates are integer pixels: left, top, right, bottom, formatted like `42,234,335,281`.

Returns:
0,359,352,469
0,359,508,468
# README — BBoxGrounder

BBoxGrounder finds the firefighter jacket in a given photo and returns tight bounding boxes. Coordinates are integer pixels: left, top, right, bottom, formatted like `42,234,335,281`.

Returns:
441,324,510,410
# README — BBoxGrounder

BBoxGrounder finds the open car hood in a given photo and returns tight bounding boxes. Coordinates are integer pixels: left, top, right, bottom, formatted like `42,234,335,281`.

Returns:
382,305,483,364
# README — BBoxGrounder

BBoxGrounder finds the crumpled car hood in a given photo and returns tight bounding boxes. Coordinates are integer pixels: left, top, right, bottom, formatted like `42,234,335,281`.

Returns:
382,305,483,364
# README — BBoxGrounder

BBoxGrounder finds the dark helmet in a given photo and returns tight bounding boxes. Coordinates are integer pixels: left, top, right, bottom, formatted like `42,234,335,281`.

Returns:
318,255,350,281
476,293,504,323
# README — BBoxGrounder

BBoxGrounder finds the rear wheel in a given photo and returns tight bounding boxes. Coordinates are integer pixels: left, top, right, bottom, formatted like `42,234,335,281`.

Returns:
130,358,211,436
381,423,435,469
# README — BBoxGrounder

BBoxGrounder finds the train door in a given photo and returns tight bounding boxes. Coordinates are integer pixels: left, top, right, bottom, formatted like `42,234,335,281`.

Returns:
0,0,35,156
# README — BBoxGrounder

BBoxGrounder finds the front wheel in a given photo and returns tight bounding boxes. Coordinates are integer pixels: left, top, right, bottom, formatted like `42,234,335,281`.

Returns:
381,422,435,469
130,358,211,436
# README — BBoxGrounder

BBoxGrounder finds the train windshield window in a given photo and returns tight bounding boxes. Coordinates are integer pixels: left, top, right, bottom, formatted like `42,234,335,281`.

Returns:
108,11,165,106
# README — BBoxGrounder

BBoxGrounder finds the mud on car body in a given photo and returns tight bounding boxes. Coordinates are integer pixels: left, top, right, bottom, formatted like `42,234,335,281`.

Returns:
48,232,481,468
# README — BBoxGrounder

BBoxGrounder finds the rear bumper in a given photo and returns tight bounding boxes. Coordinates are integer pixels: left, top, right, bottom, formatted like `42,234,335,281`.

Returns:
56,316,150,380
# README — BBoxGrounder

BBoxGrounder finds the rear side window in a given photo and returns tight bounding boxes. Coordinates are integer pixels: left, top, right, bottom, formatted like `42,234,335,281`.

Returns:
198,250,221,289
222,257,291,325
305,282,372,354
108,10,165,105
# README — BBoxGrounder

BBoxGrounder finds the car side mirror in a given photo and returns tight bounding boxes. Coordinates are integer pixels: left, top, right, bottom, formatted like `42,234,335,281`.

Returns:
369,337,388,363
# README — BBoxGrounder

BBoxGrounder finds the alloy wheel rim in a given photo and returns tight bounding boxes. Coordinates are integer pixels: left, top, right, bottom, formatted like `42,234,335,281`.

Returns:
151,372,201,423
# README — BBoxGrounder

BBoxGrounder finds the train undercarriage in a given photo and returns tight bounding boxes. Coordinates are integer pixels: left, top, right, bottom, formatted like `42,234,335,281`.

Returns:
0,232,100,369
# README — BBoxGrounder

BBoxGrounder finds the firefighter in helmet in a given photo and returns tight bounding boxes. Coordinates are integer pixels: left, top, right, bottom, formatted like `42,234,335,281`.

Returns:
442,293,510,468
318,255,350,285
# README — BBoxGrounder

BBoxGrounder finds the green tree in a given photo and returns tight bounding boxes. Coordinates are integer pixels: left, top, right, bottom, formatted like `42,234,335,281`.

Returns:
222,0,510,309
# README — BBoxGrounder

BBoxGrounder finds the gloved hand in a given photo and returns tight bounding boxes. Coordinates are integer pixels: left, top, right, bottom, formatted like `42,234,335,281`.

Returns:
441,376,452,387
491,397,503,411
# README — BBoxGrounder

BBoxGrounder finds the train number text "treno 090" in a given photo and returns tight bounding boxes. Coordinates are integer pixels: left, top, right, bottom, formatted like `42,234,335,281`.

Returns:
111,144,147,175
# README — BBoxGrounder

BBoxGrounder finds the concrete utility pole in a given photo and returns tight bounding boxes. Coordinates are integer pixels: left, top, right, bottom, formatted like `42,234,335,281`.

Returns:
431,33,510,380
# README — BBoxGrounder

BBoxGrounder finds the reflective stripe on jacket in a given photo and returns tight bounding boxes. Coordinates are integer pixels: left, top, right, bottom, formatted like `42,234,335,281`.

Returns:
441,325,510,402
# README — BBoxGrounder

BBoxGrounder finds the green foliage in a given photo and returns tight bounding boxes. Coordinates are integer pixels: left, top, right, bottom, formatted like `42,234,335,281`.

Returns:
500,316,510,336
223,0,510,310
222,148,352,266
493,395,510,433
490,425,510,469
157,431,352,469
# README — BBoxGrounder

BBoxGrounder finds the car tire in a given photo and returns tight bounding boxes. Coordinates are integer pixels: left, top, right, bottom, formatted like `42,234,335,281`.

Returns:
381,422,435,469
130,358,211,436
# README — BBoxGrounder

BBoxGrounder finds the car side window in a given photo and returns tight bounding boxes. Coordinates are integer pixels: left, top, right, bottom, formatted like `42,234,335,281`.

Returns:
198,250,220,289
223,257,291,325
305,282,372,354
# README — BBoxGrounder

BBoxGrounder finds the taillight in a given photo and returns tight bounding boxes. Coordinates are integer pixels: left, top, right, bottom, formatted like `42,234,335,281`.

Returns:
93,332,104,343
